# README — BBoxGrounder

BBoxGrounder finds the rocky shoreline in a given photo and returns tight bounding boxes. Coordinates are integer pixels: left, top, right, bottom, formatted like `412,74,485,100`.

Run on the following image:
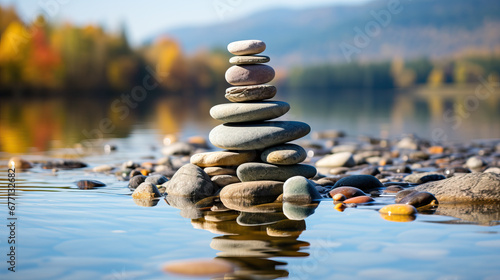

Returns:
7,40,500,228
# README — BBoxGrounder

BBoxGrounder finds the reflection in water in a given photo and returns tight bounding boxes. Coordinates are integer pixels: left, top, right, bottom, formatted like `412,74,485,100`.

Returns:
0,96,216,154
286,84,500,141
2,84,499,155
167,194,319,279
431,203,500,226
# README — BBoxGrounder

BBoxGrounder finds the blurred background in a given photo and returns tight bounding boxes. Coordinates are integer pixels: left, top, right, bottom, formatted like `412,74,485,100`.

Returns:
1,0,499,154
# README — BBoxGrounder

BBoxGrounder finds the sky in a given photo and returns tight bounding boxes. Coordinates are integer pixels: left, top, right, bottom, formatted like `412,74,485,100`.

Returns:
0,0,370,46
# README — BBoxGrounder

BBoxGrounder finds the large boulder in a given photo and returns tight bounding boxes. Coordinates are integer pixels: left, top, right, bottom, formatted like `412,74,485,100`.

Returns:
415,172,500,203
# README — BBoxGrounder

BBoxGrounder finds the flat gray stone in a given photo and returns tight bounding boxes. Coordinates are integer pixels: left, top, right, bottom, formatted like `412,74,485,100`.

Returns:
260,143,307,165
225,65,275,86
227,40,266,55
283,176,322,203
164,163,216,199
210,101,290,123
220,181,283,203
209,121,311,150
237,162,317,182
225,85,276,102
230,55,270,65
415,172,500,203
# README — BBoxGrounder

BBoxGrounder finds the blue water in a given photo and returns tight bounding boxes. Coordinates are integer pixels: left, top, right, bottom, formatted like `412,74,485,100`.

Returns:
1,128,500,280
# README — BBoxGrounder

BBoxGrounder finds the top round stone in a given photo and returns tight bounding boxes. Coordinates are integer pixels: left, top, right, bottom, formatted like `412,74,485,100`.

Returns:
227,40,266,55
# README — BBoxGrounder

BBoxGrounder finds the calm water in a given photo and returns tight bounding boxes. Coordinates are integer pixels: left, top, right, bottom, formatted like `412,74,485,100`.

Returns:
1,86,500,279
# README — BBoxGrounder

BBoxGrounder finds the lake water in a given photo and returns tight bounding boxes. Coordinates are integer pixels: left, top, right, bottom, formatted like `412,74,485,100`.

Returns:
1,86,500,279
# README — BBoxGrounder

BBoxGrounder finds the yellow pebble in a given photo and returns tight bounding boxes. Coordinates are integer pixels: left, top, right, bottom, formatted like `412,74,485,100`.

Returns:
332,193,346,201
334,202,346,212
380,213,416,223
379,204,417,215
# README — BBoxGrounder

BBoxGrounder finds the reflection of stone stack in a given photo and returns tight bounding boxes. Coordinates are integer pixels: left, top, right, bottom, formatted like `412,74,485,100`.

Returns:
191,40,316,189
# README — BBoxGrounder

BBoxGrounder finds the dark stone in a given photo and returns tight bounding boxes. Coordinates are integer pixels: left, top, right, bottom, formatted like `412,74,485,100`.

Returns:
42,160,87,169
332,175,385,192
395,189,417,203
404,172,446,184
128,175,147,190
399,191,438,208
145,175,168,185
76,180,106,190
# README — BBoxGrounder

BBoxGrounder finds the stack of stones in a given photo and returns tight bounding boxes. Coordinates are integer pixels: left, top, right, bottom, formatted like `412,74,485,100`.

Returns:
190,40,317,201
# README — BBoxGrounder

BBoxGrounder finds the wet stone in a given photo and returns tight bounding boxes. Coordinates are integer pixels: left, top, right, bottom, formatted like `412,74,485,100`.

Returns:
332,175,385,192
404,172,446,184
145,175,168,185
132,182,162,199
220,181,283,202
8,157,33,169
415,172,500,203
343,196,374,204
164,164,216,200
283,176,322,203
329,186,366,199
128,175,147,190
76,179,106,190
399,191,438,208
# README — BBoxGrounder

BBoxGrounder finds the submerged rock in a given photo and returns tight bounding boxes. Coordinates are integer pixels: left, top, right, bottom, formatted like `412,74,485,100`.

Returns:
164,164,216,199
332,175,385,191
76,179,106,190
132,182,162,199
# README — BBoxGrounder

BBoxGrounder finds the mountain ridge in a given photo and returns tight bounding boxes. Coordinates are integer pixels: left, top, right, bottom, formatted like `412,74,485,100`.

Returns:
150,0,500,66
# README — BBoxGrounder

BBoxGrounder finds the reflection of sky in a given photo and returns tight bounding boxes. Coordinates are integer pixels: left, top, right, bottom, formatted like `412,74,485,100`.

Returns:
0,0,370,45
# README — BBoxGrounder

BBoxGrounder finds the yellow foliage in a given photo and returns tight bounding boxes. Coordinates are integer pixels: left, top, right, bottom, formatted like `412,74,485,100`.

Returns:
0,21,29,62
428,68,444,87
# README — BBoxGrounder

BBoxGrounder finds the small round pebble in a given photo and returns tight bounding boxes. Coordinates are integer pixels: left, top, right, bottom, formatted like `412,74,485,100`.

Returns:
343,196,374,204
332,193,346,201
379,204,417,215
131,182,161,199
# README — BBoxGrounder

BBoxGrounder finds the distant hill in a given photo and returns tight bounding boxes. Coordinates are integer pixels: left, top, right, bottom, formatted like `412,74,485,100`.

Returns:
150,0,500,67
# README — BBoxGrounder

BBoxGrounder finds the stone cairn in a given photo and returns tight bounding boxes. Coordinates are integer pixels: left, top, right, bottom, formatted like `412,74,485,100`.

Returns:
186,39,317,203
